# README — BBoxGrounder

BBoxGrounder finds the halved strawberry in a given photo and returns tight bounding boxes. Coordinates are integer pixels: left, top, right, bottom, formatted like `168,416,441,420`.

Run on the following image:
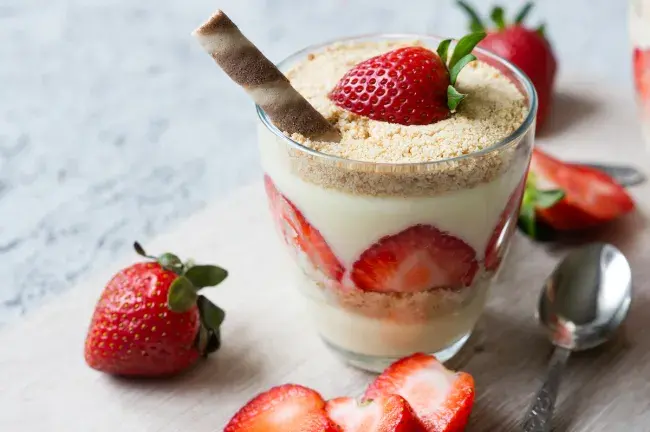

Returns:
264,175,344,281
484,178,526,271
519,149,635,236
224,384,339,432
329,33,486,125
634,48,650,105
351,225,478,293
364,353,475,432
326,394,425,432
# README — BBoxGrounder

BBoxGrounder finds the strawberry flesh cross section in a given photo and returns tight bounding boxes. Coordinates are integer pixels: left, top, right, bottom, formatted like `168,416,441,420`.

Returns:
351,224,479,293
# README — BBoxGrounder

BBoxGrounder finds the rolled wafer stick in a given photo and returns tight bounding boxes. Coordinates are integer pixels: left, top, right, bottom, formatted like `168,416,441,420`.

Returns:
193,10,340,141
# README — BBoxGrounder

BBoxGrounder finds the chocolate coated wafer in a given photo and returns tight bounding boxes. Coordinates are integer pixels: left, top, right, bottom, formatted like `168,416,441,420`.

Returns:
193,10,339,141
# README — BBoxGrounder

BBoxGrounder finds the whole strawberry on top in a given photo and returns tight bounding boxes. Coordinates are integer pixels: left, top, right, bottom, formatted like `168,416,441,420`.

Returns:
84,242,227,377
329,32,486,125
458,1,557,130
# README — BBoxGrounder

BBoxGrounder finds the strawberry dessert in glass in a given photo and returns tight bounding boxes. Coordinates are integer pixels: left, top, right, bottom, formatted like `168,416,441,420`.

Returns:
257,34,536,372
631,0,650,145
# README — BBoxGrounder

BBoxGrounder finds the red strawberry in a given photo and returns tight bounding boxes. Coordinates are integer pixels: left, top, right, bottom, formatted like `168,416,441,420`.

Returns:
364,353,475,432
326,394,425,432
329,33,486,125
458,2,557,130
634,48,650,106
225,384,339,432
84,243,227,376
484,178,526,271
264,175,344,281
518,149,635,237
351,225,478,293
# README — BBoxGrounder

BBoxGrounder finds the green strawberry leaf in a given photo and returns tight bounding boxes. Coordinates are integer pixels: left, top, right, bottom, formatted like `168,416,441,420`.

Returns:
449,32,486,70
519,202,537,239
133,242,148,257
437,39,452,65
490,6,506,30
197,295,226,329
447,85,467,110
167,276,198,313
536,24,546,38
185,265,228,288
457,1,486,32
449,54,476,85
536,189,565,209
158,252,184,274
514,2,534,24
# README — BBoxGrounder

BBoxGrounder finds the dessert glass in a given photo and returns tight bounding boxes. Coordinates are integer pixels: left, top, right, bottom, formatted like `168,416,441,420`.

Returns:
257,35,537,372
631,0,650,146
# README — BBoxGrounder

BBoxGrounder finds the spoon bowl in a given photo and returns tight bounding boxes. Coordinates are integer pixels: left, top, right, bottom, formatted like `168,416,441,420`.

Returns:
538,242,633,351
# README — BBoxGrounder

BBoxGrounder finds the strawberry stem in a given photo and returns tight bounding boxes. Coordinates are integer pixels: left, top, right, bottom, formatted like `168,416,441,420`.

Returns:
437,39,452,65
447,86,466,110
514,2,534,24
518,173,565,240
457,1,486,32
442,31,485,111
490,6,506,30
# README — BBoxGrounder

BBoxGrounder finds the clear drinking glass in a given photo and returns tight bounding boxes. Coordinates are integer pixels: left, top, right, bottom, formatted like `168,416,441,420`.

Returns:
257,35,537,372
631,0,650,146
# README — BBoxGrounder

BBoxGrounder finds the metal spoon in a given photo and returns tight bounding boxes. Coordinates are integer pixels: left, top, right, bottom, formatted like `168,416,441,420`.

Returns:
581,162,646,187
521,243,633,432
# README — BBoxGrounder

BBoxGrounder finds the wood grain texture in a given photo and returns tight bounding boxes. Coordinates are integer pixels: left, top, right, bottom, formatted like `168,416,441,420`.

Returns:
2,83,650,431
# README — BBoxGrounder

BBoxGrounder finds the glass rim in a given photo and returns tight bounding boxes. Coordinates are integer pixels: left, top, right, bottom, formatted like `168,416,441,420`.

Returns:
256,33,538,168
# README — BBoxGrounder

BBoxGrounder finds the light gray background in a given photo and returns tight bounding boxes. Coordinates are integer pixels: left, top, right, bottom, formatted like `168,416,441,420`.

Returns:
0,0,633,325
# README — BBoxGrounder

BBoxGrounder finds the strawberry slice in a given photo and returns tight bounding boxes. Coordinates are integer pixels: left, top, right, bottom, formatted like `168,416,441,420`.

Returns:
634,47,650,106
351,225,478,293
484,178,526,271
264,175,344,281
326,394,425,432
364,353,475,432
523,149,635,232
225,384,339,432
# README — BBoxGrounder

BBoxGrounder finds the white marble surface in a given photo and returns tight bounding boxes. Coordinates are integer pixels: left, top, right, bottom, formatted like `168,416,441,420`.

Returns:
0,0,635,325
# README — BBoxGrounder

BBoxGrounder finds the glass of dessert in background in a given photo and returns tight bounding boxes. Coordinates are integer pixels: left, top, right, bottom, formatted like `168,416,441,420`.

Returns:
257,36,536,372
631,0,650,146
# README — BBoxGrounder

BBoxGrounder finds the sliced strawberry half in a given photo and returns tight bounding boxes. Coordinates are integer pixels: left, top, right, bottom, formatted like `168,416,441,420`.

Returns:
225,384,339,432
364,353,475,432
351,224,478,293
326,394,425,432
525,149,635,231
634,48,650,106
264,175,344,281
484,178,526,271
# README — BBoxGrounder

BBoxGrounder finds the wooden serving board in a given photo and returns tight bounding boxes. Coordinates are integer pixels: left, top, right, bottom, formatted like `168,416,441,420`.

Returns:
2,80,650,431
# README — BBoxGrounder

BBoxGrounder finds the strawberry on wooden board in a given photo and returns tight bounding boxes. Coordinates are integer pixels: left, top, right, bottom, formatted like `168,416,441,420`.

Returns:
458,1,557,130
224,384,339,432
329,32,486,125
351,224,478,293
634,48,650,107
326,394,425,432
84,243,227,377
518,149,636,239
364,353,475,432
264,174,344,282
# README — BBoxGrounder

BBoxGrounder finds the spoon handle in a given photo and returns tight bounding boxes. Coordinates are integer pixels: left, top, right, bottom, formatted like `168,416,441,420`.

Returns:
521,346,571,432
579,162,646,187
